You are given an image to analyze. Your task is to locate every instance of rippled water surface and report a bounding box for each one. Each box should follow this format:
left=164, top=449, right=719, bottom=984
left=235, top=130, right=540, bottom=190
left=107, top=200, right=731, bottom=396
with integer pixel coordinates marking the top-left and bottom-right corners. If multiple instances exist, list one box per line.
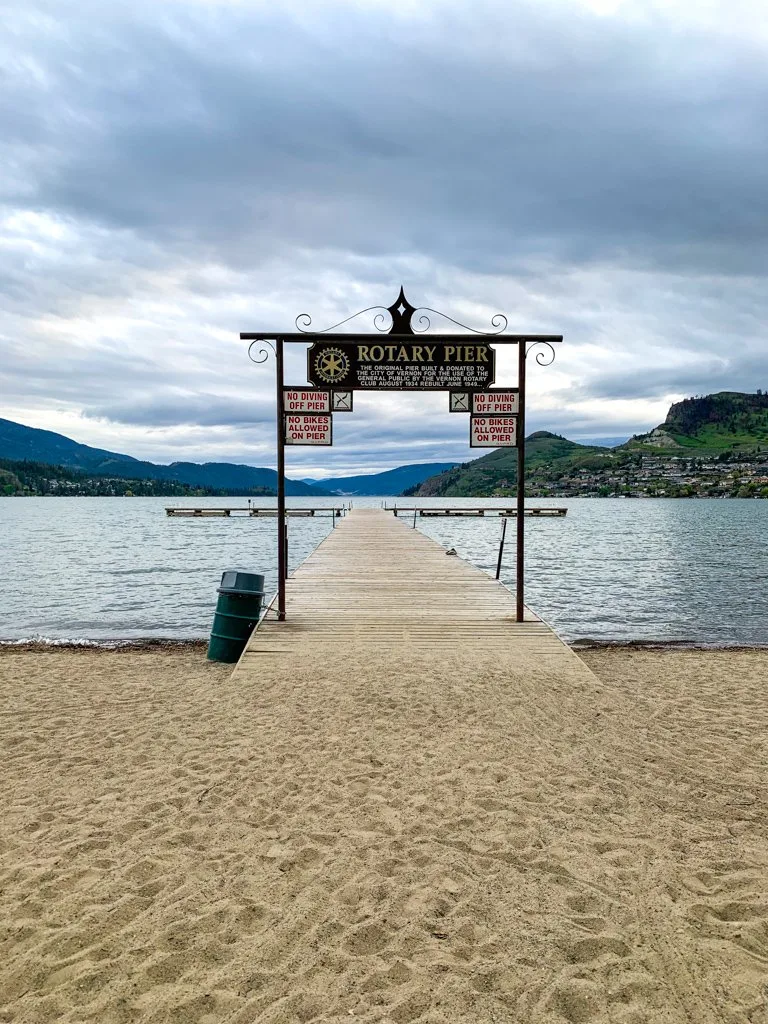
left=1, top=496, right=766, bottom=645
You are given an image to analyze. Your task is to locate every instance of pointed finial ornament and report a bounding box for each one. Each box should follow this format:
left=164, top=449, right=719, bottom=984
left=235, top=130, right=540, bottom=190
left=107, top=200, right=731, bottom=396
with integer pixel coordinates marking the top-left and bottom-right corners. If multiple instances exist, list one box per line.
left=387, top=287, right=416, bottom=334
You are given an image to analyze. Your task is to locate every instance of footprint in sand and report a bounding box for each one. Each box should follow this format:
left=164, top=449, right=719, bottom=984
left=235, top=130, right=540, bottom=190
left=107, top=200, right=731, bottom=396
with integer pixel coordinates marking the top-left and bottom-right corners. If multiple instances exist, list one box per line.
left=345, top=921, right=391, bottom=955
left=549, top=977, right=607, bottom=1022
left=567, top=934, right=631, bottom=963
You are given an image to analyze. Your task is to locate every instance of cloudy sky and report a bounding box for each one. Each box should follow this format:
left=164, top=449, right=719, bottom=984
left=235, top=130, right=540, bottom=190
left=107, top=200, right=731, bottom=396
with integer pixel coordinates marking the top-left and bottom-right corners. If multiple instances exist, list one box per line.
left=2, top=0, right=767, bottom=476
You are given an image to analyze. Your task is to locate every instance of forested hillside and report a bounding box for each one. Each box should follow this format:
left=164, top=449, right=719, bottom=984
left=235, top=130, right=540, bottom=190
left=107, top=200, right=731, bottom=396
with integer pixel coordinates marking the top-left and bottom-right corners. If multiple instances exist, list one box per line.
left=0, top=458, right=273, bottom=498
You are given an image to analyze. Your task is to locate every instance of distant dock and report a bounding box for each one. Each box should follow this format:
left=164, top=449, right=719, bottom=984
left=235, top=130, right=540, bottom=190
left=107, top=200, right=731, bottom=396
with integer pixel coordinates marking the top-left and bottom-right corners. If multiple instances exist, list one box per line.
left=165, top=506, right=348, bottom=518
left=385, top=505, right=567, bottom=518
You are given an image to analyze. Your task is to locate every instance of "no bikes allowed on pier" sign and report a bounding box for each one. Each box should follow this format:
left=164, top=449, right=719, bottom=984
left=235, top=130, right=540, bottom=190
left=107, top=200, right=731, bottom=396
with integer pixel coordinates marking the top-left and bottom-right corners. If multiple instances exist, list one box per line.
left=470, top=415, right=517, bottom=448
left=285, top=414, right=332, bottom=446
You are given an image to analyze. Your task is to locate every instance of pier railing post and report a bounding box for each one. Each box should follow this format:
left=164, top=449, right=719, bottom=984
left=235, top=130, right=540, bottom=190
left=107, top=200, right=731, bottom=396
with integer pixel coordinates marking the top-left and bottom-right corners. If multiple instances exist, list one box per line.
left=276, top=338, right=287, bottom=620
left=495, top=515, right=508, bottom=580
left=516, top=341, right=526, bottom=622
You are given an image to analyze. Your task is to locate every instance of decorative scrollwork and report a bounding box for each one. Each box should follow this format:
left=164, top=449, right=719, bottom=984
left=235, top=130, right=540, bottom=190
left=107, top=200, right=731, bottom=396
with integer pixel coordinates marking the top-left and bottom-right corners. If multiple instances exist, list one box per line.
left=248, top=339, right=276, bottom=364
left=295, top=306, right=392, bottom=334
left=526, top=340, right=556, bottom=366
left=410, top=308, right=508, bottom=336
left=294, top=287, right=508, bottom=337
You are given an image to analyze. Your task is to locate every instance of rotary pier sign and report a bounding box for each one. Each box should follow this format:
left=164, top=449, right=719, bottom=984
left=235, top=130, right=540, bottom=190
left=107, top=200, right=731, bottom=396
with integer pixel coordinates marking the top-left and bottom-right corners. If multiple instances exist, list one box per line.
left=307, top=339, right=495, bottom=391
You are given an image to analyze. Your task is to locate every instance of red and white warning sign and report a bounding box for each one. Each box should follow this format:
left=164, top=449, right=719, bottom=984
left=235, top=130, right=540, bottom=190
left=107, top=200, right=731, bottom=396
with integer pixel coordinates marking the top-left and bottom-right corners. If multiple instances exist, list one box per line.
left=470, top=415, right=517, bottom=448
left=284, top=414, right=332, bottom=446
left=472, top=390, right=519, bottom=415
left=283, top=389, right=330, bottom=413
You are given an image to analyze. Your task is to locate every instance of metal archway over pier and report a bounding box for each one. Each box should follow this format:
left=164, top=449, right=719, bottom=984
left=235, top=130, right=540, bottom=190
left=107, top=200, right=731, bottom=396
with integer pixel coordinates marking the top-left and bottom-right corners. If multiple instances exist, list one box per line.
left=240, top=289, right=562, bottom=622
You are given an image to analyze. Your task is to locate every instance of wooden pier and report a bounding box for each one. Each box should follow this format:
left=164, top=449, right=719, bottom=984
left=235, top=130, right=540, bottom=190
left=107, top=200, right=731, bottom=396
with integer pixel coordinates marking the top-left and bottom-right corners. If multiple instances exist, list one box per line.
left=388, top=506, right=567, bottom=518
left=237, top=507, right=586, bottom=663
left=165, top=506, right=347, bottom=518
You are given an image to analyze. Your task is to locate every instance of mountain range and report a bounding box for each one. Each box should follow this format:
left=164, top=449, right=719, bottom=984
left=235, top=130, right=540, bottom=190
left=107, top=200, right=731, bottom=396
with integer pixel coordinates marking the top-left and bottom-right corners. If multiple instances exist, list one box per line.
left=304, top=463, right=457, bottom=496
left=0, top=418, right=456, bottom=497
left=5, top=391, right=766, bottom=501
left=0, top=418, right=327, bottom=496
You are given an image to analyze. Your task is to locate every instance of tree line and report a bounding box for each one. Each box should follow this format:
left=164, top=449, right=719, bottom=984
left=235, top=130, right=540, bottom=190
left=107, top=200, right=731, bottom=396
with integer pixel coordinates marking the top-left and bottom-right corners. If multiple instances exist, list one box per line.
left=0, top=458, right=275, bottom=498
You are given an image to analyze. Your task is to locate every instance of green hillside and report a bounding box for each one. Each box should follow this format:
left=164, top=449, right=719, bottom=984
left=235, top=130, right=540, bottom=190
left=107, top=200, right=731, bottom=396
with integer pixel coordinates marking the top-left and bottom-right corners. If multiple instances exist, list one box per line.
left=629, top=391, right=768, bottom=452
left=413, top=432, right=603, bottom=497
left=413, top=392, right=768, bottom=498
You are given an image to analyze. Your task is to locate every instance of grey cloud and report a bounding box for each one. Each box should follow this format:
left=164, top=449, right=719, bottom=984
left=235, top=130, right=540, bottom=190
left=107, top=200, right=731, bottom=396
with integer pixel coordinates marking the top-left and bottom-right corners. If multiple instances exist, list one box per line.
left=570, top=355, right=768, bottom=402
left=0, top=336, right=162, bottom=399
left=5, top=0, right=768, bottom=279
left=525, top=409, right=654, bottom=438
left=2, top=0, right=768, bottom=470
left=85, top=392, right=274, bottom=428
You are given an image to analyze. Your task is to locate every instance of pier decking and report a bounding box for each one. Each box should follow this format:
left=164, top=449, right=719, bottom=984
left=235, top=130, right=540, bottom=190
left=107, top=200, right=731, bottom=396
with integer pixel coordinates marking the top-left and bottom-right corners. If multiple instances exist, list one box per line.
left=237, top=507, right=587, bottom=663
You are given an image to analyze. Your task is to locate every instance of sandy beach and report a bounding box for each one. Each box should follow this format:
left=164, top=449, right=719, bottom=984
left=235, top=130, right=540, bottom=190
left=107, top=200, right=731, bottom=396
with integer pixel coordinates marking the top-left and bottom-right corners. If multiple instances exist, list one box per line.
left=1, top=644, right=766, bottom=1023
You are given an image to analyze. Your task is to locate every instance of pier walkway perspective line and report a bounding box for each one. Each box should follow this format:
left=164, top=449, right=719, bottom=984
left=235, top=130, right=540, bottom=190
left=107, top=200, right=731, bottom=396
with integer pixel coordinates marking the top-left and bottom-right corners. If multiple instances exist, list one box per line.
left=237, top=506, right=586, bottom=662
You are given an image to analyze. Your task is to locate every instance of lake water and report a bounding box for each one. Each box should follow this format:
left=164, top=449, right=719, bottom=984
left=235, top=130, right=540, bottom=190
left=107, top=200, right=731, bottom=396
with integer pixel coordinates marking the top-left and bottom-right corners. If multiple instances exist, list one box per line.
left=1, top=496, right=766, bottom=646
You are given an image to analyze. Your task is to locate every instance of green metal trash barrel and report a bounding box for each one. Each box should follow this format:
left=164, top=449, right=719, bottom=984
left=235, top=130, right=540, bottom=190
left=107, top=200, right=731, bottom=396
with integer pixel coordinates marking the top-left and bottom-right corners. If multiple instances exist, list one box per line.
left=207, top=569, right=265, bottom=663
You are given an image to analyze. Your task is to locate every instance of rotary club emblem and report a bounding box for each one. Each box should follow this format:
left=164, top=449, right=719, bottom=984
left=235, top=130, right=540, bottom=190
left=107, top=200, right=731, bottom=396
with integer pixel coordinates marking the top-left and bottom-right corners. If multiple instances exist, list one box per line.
left=313, top=347, right=350, bottom=384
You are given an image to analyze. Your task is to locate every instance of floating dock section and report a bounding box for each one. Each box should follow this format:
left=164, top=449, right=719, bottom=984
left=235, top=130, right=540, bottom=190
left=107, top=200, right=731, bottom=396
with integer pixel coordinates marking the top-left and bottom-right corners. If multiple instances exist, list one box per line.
left=165, top=506, right=348, bottom=518
left=388, top=506, right=567, bottom=518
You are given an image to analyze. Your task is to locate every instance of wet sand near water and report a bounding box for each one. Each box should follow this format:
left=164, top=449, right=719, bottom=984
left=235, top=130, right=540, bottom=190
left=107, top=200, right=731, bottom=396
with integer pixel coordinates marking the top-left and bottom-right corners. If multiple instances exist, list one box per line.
left=1, top=645, right=766, bottom=1023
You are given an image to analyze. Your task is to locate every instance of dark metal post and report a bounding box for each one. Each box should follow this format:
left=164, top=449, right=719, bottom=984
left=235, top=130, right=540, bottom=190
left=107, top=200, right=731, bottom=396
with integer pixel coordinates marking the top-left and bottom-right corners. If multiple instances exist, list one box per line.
left=412, top=506, right=417, bottom=529
left=516, top=342, right=526, bottom=622
left=276, top=338, right=286, bottom=620
left=495, top=515, right=508, bottom=580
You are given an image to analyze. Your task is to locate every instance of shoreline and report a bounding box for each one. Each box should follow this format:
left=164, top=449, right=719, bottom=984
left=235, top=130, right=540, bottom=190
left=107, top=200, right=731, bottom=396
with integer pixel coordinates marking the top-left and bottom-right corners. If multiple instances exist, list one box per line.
left=570, top=637, right=768, bottom=651
left=0, top=637, right=209, bottom=652
left=3, top=636, right=768, bottom=653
